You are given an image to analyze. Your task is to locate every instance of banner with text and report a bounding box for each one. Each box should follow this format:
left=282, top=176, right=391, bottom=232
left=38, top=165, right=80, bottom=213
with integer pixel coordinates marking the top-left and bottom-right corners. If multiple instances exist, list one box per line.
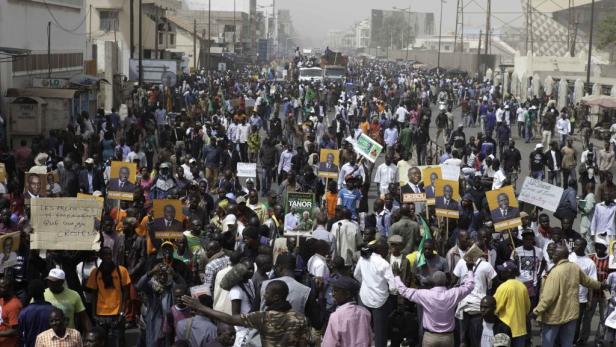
left=30, top=198, right=102, bottom=250
left=237, top=163, right=257, bottom=178
left=517, top=177, right=564, bottom=212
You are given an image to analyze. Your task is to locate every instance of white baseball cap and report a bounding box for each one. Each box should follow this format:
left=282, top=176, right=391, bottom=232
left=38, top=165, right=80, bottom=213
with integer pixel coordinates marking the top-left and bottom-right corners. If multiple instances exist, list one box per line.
left=46, top=268, right=66, bottom=281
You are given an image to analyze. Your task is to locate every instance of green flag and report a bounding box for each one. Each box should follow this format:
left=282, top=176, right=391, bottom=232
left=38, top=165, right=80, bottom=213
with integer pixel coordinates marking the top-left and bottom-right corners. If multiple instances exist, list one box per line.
left=416, top=215, right=432, bottom=268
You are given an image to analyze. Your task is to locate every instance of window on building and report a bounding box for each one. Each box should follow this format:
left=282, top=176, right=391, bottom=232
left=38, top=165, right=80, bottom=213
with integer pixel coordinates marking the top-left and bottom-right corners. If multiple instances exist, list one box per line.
left=99, top=10, right=119, bottom=31
left=158, top=32, right=165, bottom=45
left=169, top=33, right=176, bottom=46
left=444, top=45, right=450, bottom=51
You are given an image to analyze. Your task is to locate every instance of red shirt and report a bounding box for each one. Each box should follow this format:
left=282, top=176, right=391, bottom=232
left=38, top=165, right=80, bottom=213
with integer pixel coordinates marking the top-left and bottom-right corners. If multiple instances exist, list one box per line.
left=0, top=296, right=22, bottom=346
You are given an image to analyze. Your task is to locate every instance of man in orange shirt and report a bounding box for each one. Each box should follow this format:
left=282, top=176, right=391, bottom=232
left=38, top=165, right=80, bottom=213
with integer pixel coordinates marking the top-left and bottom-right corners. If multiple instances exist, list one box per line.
left=87, top=246, right=131, bottom=347
left=0, top=277, right=21, bottom=346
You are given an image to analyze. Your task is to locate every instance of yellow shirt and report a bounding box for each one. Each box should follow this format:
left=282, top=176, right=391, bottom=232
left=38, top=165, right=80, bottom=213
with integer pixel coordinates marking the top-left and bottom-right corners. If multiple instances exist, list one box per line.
left=87, top=266, right=131, bottom=316
left=534, top=260, right=601, bottom=325
left=494, top=279, right=531, bottom=337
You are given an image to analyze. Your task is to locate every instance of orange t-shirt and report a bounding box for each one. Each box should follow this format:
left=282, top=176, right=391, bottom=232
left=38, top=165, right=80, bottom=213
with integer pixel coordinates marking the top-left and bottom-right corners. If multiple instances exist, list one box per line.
left=325, top=192, right=338, bottom=219
left=87, top=266, right=131, bottom=316
left=359, top=122, right=369, bottom=134
left=137, top=215, right=157, bottom=254
left=0, top=297, right=22, bottom=346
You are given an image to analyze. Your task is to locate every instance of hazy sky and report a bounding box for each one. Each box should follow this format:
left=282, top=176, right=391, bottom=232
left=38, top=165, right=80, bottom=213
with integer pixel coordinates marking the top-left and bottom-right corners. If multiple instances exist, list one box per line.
left=275, top=0, right=525, bottom=46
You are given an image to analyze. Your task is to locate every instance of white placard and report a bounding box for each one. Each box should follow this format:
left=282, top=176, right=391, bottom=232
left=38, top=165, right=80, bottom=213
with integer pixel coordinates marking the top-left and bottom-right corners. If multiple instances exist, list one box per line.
left=517, top=177, right=564, bottom=212
left=237, top=163, right=257, bottom=178
left=440, top=164, right=461, bottom=181
left=30, top=198, right=103, bottom=250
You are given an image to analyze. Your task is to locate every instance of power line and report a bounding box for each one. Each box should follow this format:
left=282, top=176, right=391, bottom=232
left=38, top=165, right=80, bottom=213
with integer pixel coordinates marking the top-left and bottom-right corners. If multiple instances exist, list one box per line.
left=42, top=0, right=89, bottom=33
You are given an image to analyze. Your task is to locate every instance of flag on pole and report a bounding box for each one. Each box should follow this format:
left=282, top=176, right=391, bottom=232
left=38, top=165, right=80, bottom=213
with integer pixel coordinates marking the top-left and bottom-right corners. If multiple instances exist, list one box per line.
left=416, top=214, right=432, bottom=268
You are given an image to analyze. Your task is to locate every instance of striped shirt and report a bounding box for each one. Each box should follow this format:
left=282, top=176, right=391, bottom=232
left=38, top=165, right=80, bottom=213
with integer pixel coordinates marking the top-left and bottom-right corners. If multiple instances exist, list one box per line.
left=34, top=328, right=82, bottom=347
left=590, top=253, right=610, bottom=297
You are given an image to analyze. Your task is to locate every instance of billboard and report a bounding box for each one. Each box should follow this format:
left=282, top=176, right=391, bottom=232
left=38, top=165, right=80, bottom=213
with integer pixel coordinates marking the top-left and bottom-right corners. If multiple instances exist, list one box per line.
left=128, top=59, right=178, bottom=82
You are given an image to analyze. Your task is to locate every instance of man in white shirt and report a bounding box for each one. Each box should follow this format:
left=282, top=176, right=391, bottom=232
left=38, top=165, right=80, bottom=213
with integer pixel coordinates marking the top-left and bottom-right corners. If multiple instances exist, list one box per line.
left=383, top=123, right=398, bottom=151
left=395, top=104, right=409, bottom=128
left=374, top=156, right=398, bottom=197
left=354, top=239, right=396, bottom=347
left=307, top=240, right=330, bottom=288
left=556, top=113, right=571, bottom=147
left=338, top=157, right=365, bottom=189
left=516, top=105, right=527, bottom=139
left=491, top=158, right=507, bottom=190
left=332, top=208, right=362, bottom=266
left=569, top=238, right=597, bottom=343
left=236, top=119, right=251, bottom=162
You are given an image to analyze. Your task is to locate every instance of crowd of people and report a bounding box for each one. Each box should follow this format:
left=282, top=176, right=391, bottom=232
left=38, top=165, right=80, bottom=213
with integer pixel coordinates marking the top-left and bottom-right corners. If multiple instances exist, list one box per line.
left=0, top=53, right=615, bottom=347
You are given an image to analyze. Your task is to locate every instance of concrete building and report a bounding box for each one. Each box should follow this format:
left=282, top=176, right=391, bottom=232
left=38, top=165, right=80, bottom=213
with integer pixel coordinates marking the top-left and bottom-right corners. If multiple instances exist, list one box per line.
left=0, top=0, right=89, bottom=112
left=355, top=19, right=370, bottom=49
left=413, top=33, right=517, bottom=64
left=370, top=9, right=435, bottom=49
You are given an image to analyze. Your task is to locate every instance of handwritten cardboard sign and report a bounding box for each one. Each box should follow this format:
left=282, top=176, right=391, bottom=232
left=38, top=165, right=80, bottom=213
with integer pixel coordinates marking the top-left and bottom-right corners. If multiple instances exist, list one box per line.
left=518, top=177, right=564, bottom=212
left=237, top=163, right=257, bottom=178
left=30, top=198, right=102, bottom=250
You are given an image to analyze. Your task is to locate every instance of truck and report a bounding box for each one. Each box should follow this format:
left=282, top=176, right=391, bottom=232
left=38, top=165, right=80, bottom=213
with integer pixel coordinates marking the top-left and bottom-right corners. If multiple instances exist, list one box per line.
left=320, top=47, right=348, bottom=67
left=298, top=67, right=323, bottom=83
left=323, top=65, right=347, bottom=82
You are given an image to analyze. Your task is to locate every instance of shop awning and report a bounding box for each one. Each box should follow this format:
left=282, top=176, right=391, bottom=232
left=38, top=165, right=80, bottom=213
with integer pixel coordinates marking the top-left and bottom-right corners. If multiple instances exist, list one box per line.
left=581, top=94, right=616, bottom=109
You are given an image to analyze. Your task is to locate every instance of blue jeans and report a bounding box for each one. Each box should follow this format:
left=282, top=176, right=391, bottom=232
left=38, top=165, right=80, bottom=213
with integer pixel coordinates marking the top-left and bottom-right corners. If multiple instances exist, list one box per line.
left=261, top=166, right=274, bottom=195
left=542, top=320, right=576, bottom=347
left=532, top=170, right=544, bottom=180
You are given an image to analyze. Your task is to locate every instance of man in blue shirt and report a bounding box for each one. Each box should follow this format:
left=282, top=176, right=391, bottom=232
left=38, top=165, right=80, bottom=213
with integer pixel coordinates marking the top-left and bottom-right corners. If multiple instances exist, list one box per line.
left=18, top=279, right=54, bottom=347
left=338, top=177, right=362, bottom=220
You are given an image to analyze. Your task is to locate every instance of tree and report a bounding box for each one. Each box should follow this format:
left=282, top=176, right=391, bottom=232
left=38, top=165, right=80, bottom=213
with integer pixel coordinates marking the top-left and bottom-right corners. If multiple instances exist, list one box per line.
left=597, top=16, right=616, bottom=64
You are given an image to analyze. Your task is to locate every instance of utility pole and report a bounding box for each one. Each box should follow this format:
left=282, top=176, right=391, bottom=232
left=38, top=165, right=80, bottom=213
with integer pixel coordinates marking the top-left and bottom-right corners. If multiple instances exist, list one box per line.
left=477, top=30, right=483, bottom=79
left=485, top=0, right=491, bottom=55
left=194, top=19, right=197, bottom=71
left=586, top=0, right=595, bottom=85
left=138, top=0, right=143, bottom=85
left=89, top=4, right=92, bottom=44
left=437, top=0, right=444, bottom=73
left=48, top=22, right=51, bottom=79
left=233, top=0, right=236, bottom=53
left=130, top=0, right=134, bottom=58
left=154, top=7, right=159, bottom=59
left=454, top=0, right=464, bottom=52
left=406, top=8, right=411, bottom=61
left=207, top=0, right=211, bottom=70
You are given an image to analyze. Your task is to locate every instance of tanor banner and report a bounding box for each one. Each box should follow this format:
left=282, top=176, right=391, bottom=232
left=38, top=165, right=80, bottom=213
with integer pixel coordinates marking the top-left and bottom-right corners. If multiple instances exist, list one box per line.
left=517, top=177, right=564, bottom=212
left=30, top=198, right=102, bottom=250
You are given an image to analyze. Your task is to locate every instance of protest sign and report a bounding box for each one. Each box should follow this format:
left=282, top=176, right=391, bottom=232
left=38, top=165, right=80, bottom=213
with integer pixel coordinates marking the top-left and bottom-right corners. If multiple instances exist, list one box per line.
left=77, top=193, right=105, bottom=204
left=0, top=163, right=6, bottom=183
left=318, top=149, right=340, bottom=179
left=440, top=164, right=461, bottom=181
left=237, top=163, right=257, bottom=178
left=0, top=231, right=20, bottom=273
left=284, top=192, right=315, bottom=233
left=434, top=179, right=461, bottom=219
left=422, top=166, right=442, bottom=205
left=487, top=185, right=522, bottom=232
left=150, top=199, right=184, bottom=240
left=30, top=198, right=102, bottom=250
left=345, top=134, right=383, bottom=163
left=107, top=161, right=137, bottom=201
left=517, top=177, right=564, bottom=212
left=24, top=173, right=47, bottom=199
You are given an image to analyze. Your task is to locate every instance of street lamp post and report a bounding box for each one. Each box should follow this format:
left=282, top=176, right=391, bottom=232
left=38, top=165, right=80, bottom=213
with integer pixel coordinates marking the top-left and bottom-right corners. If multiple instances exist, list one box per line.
left=437, top=0, right=445, bottom=74
left=586, top=0, right=595, bottom=86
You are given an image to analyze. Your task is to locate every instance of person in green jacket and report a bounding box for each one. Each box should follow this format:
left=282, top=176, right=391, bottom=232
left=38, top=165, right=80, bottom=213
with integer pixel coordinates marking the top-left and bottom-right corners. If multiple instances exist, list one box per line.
left=399, top=123, right=413, bottom=159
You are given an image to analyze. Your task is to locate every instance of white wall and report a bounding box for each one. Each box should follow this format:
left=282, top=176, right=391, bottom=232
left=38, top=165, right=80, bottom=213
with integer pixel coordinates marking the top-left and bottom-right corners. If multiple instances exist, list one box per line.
left=0, top=0, right=87, bottom=54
